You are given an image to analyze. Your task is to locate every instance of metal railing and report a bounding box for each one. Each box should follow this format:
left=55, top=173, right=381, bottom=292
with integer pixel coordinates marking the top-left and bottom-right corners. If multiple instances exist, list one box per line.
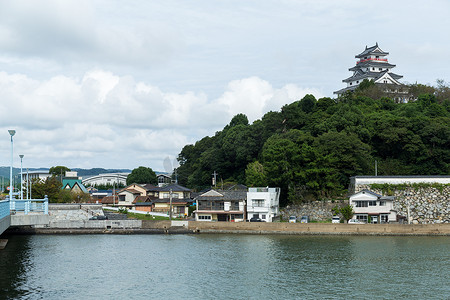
left=0, top=200, right=10, bottom=219
left=9, top=196, right=49, bottom=215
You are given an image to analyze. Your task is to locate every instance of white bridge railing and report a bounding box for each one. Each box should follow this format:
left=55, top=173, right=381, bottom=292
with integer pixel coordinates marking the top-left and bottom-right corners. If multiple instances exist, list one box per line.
left=8, top=196, right=49, bottom=215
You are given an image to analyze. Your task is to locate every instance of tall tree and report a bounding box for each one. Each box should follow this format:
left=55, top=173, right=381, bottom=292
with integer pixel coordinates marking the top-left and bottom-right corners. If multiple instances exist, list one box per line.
left=49, top=166, right=71, bottom=177
left=126, top=166, right=157, bottom=185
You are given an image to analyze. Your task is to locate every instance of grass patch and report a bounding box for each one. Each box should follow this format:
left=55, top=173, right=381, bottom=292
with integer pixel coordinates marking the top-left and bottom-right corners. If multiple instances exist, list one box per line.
left=126, top=212, right=183, bottom=221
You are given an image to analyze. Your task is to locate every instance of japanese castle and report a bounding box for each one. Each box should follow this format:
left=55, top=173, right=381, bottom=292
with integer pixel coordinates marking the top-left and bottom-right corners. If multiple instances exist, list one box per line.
left=334, top=43, right=409, bottom=101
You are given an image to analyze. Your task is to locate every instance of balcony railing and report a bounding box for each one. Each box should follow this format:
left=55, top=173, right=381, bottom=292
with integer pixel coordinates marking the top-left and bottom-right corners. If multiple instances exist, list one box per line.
left=9, top=196, right=49, bottom=215
left=357, top=58, right=388, bottom=64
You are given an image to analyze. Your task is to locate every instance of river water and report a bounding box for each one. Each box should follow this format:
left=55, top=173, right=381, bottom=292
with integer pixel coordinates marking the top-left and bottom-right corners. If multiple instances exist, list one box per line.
left=1, top=234, right=449, bottom=299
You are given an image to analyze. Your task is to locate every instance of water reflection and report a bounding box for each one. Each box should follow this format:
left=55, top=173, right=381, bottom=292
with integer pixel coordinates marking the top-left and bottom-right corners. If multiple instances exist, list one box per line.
left=0, top=234, right=449, bottom=299
left=0, top=235, right=33, bottom=299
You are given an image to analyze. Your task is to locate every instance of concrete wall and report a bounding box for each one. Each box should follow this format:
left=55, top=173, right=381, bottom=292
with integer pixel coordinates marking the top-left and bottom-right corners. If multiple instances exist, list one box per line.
left=11, top=214, right=49, bottom=226
left=46, top=219, right=141, bottom=229
left=184, top=221, right=450, bottom=235
left=0, top=215, right=11, bottom=236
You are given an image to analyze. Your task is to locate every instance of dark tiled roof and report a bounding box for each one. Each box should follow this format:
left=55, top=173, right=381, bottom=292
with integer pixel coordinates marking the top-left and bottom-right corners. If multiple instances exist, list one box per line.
left=141, top=184, right=159, bottom=191
left=132, top=195, right=157, bottom=204
left=100, top=196, right=119, bottom=204
left=134, top=202, right=153, bottom=206
left=355, top=44, right=389, bottom=58
left=157, top=183, right=191, bottom=192
left=343, top=70, right=402, bottom=83
left=349, top=62, right=396, bottom=71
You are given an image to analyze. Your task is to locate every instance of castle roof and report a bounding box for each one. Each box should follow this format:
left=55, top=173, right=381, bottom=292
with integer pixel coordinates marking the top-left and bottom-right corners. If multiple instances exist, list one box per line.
left=343, top=70, right=402, bottom=83
left=355, top=43, right=389, bottom=58
left=349, top=61, right=396, bottom=71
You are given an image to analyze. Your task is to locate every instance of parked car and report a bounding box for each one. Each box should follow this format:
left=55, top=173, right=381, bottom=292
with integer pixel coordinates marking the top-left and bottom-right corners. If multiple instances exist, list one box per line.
left=89, top=215, right=108, bottom=220
left=300, top=216, right=309, bottom=223
left=348, top=219, right=365, bottom=224
left=332, top=216, right=340, bottom=223
left=250, top=217, right=263, bottom=222
left=289, top=216, right=297, bottom=223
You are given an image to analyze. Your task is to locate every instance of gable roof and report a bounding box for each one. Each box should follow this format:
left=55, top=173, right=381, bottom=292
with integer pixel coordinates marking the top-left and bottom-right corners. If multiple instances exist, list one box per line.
left=133, top=195, right=157, bottom=204
left=62, top=179, right=88, bottom=193
left=157, top=183, right=191, bottom=192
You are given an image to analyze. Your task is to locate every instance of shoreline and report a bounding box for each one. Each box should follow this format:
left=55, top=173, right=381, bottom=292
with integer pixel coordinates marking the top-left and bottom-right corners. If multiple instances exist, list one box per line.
left=4, top=221, right=450, bottom=236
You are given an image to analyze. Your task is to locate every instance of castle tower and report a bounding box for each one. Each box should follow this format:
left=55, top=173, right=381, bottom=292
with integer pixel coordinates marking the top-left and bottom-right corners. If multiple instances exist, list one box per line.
left=334, top=43, right=404, bottom=97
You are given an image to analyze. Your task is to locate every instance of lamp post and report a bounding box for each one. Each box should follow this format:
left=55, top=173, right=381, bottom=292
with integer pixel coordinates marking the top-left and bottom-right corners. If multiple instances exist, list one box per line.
left=8, top=130, right=16, bottom=202
left=19, top=154, right=24, bottom=200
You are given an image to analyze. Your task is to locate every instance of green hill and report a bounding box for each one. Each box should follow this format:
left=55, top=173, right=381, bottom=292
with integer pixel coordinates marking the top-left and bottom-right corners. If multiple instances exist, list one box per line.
left=176, top=83, right=450, bottom=205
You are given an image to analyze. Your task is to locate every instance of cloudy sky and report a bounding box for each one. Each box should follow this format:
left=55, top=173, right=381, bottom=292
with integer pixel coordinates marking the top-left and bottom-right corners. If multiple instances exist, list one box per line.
left=0, top=0, right=449, bottom=172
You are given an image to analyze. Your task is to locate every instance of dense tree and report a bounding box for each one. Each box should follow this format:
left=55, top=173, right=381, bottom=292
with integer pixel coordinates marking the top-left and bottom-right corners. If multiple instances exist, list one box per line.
left=176, top=85, right=450, bottom=204
left=31, top=176, right=63, bottom=203
left=126, top=166, right=157, bottom=185
left=49, top=166, right=71, bottom=177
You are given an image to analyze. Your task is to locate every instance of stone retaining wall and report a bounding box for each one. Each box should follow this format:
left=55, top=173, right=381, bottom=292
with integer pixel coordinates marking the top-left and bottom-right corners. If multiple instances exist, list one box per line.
left=280, top=201, right=346, bottom=222
left=356, top=185, right=450, bottom=224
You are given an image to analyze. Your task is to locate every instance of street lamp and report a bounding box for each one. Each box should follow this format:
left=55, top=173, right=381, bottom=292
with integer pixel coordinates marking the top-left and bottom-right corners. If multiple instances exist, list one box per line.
left=8, top=130, right=16, bottom=202
left=19, top=154, right=24, bottom=200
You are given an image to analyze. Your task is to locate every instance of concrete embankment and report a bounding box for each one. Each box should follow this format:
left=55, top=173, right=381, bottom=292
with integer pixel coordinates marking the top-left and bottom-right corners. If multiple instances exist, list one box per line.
left=7, top=216, right=450, bottom=236
left=184, top=221, right=450, bottom=236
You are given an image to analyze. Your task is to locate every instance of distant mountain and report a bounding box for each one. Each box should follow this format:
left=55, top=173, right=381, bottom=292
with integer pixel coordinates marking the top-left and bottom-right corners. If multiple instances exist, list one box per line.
left=0, top=167, right=47, bottom=179
left=0, top=167, right=132, bottom=179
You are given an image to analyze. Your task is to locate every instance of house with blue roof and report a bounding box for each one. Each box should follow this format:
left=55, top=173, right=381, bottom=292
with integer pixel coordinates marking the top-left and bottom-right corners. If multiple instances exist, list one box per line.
left=62, top=179, right=88, bottom=194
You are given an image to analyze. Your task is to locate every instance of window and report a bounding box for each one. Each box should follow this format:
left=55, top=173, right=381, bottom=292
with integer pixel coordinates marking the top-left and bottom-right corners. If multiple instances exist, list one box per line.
left=355, top=201, right=368, bottom=207
left=261, top=214, right=266, bottom=220
left=253, top=214, right=259, bottom=218
left=379, top=201, right=386, bottom=206
left=356, top=214, right=368, bottom=222
left=380, top=214, right=389, bottom=223
left=372, top=67, right=375, bottom=71
left=376, top=55, right=379, bottom=59
left=198, top=215, right=211, bottom=220
left=350, top=82, right=352, bottom=85
left=252, top=199, right=264, bottom=207
left=356, top=81, right=359, bottom=84
left=379, top=68, right=382, bottom=71
left=369, top=201, right=376, bottom=206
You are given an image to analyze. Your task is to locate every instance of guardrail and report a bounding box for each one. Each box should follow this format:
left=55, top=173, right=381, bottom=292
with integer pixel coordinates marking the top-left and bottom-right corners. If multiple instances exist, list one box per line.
left=0, top=200, right=10, bottom=219
left=9, top=196, right=49, bottom=215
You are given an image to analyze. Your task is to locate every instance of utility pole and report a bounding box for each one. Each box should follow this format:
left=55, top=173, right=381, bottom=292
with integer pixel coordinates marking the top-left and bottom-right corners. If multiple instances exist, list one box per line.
left=169, top=188, right=173, bottom=220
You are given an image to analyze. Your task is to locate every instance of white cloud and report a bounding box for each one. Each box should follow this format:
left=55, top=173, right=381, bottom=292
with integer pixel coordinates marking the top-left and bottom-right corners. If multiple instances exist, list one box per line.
left=0, top=70, right=318, bottom=170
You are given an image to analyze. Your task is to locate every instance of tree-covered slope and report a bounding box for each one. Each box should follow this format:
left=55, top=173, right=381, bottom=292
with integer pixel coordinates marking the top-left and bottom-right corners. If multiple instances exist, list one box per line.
left=176, top=83, right=450, bottom=205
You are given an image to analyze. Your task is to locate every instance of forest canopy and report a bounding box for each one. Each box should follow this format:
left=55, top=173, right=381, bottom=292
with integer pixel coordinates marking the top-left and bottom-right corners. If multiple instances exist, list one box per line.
left=176, top=81, right=450, bottom=206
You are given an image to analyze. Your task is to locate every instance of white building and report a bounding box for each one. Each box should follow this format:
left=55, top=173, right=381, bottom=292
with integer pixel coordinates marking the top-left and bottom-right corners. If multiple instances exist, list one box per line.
left=349, top=189, right=396, bottom=223
left=81, top=173, right=129, bottom=187
left=194, top=190, right=246, bottom=222
left=20, top=170, right=51, bottom=183
left=246, top=187, right=280, bottom=222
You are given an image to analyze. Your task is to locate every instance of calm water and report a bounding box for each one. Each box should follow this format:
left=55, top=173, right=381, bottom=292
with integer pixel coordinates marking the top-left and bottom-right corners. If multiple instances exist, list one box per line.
left=1, top=234, right=449, bottom=299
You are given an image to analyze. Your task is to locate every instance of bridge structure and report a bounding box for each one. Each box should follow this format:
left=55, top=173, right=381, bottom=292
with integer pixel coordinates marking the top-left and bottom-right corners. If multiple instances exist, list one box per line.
left=0, top=196, right=50, bottom=236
